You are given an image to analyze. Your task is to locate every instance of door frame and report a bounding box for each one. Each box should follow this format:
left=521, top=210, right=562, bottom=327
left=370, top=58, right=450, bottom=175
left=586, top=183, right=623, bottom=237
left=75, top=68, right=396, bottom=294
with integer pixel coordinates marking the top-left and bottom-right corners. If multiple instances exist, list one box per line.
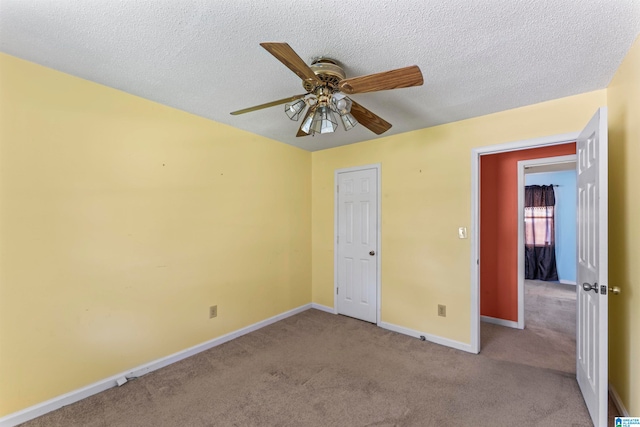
left=470, top=132, right=579, bottom=353
left=516, top=154, right=577, bottom=330
left=334, top=163, right=382, bottom=325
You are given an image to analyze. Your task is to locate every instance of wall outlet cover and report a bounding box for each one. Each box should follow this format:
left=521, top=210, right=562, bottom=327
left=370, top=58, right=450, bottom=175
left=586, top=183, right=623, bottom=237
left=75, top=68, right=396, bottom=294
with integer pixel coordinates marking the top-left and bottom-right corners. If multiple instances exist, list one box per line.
left=438, top=304, right=446, bottom=317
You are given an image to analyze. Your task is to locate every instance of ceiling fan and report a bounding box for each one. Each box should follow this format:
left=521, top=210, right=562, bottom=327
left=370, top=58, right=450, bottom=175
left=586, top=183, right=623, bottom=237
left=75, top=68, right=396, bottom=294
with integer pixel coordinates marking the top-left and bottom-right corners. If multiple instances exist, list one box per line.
left=230, top=43, right=424, bottom=137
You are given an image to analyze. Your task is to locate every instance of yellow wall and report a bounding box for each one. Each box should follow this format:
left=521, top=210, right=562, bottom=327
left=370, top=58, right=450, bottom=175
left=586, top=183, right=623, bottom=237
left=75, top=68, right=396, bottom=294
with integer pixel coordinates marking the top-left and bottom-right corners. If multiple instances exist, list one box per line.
left=607, top=35, right=640, bottom=415
left=4, top=43, right=636, bottom=418
left=0, top=53, right=311, bottom=415
left=312, top=90, right=606, bottom=344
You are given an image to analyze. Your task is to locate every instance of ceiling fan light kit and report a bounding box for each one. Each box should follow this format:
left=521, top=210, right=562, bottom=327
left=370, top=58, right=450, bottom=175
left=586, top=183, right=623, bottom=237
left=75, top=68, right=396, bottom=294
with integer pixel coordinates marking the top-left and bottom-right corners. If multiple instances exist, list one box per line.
left=311, top=105, right=338, bottom=134
left=284, top=98, right=306, bottom=120
left=286, top=84, right=353, bottom=135
left=340, top=112, right=358, bottom=132
left=230, top=43, right=424, bottom=138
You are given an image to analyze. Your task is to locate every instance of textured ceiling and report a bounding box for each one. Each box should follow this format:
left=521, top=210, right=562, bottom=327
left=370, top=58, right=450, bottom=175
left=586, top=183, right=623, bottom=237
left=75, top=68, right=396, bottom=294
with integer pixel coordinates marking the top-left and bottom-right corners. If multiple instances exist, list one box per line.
left=1, top=1, right=639, bottom=151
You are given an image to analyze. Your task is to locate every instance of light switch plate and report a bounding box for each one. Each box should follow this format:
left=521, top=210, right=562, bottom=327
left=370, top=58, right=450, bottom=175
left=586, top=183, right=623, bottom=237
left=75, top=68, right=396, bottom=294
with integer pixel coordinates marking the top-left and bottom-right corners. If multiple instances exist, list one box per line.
left=458, top=227, right=467, bottom=239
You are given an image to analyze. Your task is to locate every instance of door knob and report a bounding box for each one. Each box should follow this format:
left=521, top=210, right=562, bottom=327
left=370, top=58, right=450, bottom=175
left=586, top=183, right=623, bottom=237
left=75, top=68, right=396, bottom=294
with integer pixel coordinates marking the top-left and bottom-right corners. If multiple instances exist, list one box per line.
left=609, top=286, right=621, bottom=295
left=582, top=282, right=598, bottom=292
left=369, top=251, right=375, bottom=256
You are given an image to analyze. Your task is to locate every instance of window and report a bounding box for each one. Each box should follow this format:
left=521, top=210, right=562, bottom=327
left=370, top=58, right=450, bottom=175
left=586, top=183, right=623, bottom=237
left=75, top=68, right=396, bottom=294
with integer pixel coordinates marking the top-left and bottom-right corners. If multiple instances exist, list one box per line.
left=524, top=206, right=554, bottom=246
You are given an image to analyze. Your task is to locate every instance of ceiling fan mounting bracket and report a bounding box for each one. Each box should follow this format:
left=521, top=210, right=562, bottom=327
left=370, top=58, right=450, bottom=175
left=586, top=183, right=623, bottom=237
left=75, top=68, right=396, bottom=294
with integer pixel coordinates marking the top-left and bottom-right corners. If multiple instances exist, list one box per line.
left=311, top=57, right=340, bottom=66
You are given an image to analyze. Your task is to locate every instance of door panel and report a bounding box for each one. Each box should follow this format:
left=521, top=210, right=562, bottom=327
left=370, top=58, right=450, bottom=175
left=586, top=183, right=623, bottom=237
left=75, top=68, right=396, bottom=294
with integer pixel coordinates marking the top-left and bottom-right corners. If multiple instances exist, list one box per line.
left=337, top=168, right=378, bottom=323
left=576, top=107, right=608, bottom=427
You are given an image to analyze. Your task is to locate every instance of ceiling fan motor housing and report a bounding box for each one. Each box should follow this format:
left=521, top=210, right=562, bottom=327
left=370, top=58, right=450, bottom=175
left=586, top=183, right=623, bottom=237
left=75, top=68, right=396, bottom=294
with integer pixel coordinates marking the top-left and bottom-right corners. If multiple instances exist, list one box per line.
left=303, top=58, right=345, bottom=92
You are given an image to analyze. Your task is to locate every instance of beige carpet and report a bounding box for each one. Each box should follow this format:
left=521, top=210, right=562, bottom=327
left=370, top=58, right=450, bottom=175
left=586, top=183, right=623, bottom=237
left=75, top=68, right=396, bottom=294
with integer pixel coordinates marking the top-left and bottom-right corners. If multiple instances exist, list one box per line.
left=482, top=279, right=619, bottom=426
left=19, top=302, right=602, bottom=427
left=481, top=279, right=577, bottom=374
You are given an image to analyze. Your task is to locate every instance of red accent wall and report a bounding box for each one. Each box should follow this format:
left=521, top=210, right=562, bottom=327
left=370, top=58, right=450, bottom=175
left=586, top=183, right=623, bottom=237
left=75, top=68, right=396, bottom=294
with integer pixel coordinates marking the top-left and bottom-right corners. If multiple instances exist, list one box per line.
left=480, top=143, right=576, bottom=322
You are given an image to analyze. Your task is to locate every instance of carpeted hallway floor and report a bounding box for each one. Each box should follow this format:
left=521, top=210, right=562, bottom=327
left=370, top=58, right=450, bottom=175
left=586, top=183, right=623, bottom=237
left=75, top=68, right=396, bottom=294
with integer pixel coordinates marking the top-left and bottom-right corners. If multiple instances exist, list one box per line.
left=480, top=279, right=577, bottom=374
left=20, top=291, right=604, bottom=427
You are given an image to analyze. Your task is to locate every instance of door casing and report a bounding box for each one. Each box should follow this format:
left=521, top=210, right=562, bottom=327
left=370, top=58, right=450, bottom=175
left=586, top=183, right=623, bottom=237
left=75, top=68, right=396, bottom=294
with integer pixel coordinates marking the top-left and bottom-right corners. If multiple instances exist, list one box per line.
left=334, top=163, right=382, bottom=325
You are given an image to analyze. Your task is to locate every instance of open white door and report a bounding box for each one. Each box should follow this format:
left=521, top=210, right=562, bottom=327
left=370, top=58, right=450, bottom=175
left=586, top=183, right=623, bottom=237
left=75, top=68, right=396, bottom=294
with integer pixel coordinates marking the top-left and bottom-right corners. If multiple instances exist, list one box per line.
left=576, top=107, right=608, bottom=427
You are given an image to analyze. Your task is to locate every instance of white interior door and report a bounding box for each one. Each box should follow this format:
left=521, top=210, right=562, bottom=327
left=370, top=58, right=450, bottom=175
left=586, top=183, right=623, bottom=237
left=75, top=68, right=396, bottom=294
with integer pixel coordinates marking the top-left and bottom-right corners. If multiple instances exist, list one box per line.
left=576, top=107, right=608, bottom=427
left=336, top=167, right=378, bottom=323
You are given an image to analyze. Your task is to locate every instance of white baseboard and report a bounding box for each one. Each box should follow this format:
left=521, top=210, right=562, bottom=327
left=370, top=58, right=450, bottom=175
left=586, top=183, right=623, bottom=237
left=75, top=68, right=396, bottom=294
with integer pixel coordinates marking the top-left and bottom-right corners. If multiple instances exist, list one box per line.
left=378, top=321, right=474, bottom=354
left=559, top=280, right=577, bottom=286
left=310, top=303, right=336, bottom=314
left=609, top=383, right=630, bottom=417
left=481, top=315, right=520, bottom=329
left=0, top=303, right=312, bottom=427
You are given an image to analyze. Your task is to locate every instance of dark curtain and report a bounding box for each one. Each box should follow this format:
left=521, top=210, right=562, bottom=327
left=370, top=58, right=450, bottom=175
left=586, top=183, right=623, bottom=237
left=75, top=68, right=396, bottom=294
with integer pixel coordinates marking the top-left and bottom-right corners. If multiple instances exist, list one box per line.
left=524, top=185, right=558, bottom=281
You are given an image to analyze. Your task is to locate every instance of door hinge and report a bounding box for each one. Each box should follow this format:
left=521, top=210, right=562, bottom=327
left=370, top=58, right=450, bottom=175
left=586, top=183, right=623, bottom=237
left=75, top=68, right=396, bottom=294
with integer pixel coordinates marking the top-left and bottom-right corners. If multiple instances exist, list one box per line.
left=336, top=287, right=339, bottom=295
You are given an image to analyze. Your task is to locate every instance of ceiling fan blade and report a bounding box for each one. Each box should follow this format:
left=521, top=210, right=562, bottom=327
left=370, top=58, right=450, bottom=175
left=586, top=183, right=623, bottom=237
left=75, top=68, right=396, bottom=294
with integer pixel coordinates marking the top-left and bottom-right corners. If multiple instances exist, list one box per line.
left=260, top=42, right=322, bottom=86
left=230, top=94, right=307, bottom=115
left=339, top=65, right=423, bottom=94
left=296, top=107, right=314, bottom=137
left=350, top=100, right=392, bottom=135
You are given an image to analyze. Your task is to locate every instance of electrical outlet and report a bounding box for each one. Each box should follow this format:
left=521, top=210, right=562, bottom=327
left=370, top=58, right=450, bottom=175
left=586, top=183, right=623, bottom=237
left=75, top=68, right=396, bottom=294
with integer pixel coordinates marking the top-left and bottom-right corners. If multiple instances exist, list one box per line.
left=438, top=304, right=446, bottom=317
left=209, top=305, right=217, bottom=319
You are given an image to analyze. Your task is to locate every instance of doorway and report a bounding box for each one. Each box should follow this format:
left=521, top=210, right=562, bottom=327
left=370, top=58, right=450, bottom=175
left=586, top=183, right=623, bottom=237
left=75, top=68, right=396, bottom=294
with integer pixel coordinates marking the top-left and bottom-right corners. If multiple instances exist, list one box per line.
left=479, top=155, right=579, bottom=373
left=477, top=145, right=576, bottom=331
left=517, top=156, right=577, bottom=330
